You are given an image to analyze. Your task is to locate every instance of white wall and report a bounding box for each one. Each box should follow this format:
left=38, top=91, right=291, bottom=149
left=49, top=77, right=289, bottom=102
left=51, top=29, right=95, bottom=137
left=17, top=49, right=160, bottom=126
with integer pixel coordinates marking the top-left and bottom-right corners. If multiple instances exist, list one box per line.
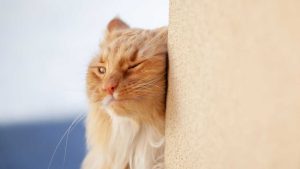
left=167, top=0, right=300, bottom=168
left=0, top=0, right=168, bottom=123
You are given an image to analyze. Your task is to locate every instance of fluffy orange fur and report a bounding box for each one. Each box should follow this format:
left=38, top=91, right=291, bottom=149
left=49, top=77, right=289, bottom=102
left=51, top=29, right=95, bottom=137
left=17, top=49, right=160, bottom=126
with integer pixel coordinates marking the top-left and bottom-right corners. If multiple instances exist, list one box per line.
left=82, top=18, right=167, bottom=169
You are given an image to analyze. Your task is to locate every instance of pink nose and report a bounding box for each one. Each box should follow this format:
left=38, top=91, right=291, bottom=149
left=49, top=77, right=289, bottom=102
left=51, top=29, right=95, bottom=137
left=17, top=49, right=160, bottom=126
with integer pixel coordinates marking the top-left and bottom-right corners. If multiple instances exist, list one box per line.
left=104, top=82, right=118, bottom=95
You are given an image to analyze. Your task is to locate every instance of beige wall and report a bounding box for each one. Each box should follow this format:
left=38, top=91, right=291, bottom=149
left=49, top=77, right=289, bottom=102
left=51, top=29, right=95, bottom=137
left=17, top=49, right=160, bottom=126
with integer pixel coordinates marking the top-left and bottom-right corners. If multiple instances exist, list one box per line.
left=166, top=0, right=300, bottom=169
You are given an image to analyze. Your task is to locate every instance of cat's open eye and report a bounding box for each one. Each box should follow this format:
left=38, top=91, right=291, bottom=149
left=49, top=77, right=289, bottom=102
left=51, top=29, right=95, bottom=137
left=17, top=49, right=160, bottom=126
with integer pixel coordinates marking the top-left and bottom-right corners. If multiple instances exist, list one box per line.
left=98, top=66, right=106, bottom=74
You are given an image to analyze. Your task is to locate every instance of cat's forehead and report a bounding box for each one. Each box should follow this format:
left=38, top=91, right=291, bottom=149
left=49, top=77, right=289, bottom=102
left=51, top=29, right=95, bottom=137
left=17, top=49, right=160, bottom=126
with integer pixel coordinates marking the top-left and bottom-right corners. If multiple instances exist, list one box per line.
left=99, top=29, right=155, bottom=62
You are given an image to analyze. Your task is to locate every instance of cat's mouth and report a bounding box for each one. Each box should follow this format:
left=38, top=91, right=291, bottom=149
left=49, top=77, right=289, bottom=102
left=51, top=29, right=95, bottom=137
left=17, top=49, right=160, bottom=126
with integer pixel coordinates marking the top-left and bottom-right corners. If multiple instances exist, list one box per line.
left=102, top=95, right=115, bottom=107
left=101, top=93, right=134, bottom=107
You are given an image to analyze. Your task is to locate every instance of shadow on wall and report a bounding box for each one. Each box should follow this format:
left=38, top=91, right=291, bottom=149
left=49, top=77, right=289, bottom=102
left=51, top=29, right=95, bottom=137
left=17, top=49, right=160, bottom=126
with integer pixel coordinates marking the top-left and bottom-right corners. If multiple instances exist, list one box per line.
left=0, top=119, right=85, bottom=169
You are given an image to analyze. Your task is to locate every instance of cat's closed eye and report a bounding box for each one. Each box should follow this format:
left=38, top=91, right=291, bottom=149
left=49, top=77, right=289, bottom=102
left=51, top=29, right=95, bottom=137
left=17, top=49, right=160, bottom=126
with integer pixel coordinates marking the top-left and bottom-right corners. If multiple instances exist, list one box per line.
left=128, top=61, right=143, bottom=70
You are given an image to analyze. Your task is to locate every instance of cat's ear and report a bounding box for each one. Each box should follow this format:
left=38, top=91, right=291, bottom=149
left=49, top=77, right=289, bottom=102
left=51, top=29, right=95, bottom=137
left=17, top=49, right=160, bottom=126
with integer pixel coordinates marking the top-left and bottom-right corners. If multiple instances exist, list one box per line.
left=107, top=17, right=129, bottom=32
left=139, top=27, right=168, bottom=58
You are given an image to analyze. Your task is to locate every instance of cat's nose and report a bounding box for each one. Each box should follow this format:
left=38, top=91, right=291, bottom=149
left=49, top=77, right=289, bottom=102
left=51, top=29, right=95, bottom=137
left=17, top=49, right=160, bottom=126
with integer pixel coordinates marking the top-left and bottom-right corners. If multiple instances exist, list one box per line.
left=104, top=81, right=118, bottom=95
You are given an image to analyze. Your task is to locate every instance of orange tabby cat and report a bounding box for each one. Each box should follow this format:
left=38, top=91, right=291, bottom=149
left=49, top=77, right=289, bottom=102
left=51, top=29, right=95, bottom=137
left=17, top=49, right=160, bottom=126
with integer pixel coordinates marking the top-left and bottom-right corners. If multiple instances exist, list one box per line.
left=82, top=18, right=167, bottom=169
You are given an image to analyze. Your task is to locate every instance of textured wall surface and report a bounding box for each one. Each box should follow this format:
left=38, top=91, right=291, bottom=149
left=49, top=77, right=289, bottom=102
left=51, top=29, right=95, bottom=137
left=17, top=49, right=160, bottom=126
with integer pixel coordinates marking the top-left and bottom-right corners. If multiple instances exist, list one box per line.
left=166, top=0, right=300, bottom=169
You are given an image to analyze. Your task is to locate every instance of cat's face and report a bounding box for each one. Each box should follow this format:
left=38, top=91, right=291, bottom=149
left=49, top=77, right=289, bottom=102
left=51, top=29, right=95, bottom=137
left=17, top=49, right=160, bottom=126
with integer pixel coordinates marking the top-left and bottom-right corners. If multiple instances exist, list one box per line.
left=87, top=18, right=167, bottom=115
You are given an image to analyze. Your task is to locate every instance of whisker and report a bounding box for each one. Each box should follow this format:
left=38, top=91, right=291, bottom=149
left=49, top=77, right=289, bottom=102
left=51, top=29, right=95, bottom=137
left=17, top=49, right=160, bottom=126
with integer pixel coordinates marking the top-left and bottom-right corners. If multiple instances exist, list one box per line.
left=124, top=76, right=165, bottom=89
left=62, top=114, right=86, bottom=169
left=47, top=113, right=86, bottom=169
left=119, top=78, right=164, bottom=93
left=118, top=89, right=162, bottom=99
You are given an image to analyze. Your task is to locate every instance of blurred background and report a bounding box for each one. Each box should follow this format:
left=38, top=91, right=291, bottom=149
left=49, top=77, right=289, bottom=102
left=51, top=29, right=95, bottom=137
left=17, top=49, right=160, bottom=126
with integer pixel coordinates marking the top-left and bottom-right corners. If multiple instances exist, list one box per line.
left=0, top=0, right=168, bottom=168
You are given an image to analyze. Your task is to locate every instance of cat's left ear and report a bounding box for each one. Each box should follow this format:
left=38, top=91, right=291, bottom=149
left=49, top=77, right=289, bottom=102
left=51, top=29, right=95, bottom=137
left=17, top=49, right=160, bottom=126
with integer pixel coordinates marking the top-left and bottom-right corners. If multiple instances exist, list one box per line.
left=107, top=17, right=129, bottom=32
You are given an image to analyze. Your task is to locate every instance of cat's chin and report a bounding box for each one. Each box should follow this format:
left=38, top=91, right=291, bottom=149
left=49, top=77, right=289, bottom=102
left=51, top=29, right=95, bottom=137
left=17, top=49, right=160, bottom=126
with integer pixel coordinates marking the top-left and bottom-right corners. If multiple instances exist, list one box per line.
left=102, top=95, right=114, bottom=107
left=101, top=95, right=130, bottom=108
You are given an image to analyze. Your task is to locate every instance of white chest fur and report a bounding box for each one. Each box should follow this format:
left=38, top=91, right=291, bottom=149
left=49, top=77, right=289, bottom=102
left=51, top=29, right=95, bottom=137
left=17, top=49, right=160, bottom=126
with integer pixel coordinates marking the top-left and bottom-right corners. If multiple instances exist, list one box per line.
left=105, top=108, right=164, bottom=169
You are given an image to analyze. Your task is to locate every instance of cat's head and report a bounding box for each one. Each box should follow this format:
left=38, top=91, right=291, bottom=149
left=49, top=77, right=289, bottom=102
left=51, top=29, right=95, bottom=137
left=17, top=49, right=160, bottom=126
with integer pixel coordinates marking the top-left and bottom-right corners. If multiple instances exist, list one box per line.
left=87, top=18, right=167, bottom=117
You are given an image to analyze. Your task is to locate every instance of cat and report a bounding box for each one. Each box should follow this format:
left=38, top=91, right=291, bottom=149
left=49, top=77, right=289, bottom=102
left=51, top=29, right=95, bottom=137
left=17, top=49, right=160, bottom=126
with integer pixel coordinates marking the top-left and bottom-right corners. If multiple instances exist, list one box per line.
left=82, top=18, right=168, bottom=169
